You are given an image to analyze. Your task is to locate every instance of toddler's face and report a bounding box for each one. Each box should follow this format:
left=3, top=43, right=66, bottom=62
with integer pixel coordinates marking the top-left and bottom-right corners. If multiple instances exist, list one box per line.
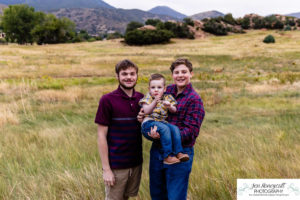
left=149, top=79, right=165, bottom=98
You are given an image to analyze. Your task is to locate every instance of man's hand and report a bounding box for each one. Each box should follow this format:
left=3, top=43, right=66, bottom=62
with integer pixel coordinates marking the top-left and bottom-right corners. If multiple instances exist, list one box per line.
left=148, top=126, right=160, bottom=139
left=103, top=168, right=115, bottom=186
left=137, top=108, right=145, bottom=123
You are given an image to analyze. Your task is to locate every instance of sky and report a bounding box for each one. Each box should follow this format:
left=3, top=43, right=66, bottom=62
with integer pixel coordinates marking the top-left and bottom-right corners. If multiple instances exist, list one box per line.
left=103, top=0, right=300, bottom=18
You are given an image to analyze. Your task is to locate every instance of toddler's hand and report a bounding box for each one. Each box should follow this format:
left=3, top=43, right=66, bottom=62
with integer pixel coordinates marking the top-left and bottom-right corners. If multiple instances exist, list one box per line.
left=154, top=95, right=161, bottom=104
left=163, top=100, right=171, bottom=108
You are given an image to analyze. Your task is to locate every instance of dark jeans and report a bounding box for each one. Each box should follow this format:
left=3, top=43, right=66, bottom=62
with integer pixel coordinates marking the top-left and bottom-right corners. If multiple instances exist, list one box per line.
left=141, top=120, right=183, bottom=159
left=149, top=146, right=194, bottom=200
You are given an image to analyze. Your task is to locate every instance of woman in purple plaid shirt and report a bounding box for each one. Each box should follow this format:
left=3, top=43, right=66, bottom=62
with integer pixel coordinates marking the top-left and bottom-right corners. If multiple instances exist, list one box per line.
left=140, top=58, right=205, bottom=200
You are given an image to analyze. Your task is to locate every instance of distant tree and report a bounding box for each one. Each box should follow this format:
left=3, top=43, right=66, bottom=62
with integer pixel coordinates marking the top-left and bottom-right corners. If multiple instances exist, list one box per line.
left=31, top=14, right=76, bottom=44
left=297, top=19, right=300, bottom=27
left=252, top=17, right=265, bottom=29
left=183, top=18, right=194, bottom=26
left=285, top=17, right=296, bottom=26
left=125, top=29, right=173, bottom=45
left=223, top=13, right=236, bottom=25
left=284, top=24, right=292, bottom=31
left=125, top=21, right=143, bottom=33
left=203, top=19, right=228, bottom=35
left=78, top=30, right=91, bottom=40
left=241, top=17, right=250, bottom=29
left=145, top=19, right=161, bottom=26
left=1, top=5, right=37, bottom=44
left=263, top=15, right=283, bottom=29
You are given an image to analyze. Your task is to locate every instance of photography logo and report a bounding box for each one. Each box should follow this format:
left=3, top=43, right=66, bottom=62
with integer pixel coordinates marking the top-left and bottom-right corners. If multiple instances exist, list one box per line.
left=237, top=179, right=300, bottom=200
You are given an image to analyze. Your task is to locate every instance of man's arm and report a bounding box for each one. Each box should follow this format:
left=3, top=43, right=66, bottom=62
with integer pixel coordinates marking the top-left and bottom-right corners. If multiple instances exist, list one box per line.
left=180, top=98, right=205, bottom=144
left=97, top=124, right=115, bottom=186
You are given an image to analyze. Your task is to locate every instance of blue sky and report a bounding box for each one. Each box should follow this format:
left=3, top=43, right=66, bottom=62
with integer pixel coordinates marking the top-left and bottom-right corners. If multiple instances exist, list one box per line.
left=104, top=0, right=299, bottom=17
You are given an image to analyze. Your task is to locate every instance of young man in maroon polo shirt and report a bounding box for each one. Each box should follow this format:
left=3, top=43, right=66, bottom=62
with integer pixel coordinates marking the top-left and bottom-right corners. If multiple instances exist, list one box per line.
left=95, top=59, right=144, bottom=200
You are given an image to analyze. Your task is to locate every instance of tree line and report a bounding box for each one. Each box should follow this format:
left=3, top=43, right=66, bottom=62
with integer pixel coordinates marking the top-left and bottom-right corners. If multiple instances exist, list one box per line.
left=0, top=4, right=102, bottom=44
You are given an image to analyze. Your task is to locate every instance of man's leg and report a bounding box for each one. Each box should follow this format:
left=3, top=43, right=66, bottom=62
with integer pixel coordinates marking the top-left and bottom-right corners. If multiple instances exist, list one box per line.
left=149, top=146, right=168, bottom=200
left=124, top=164, right=142, bottom=199
left=165, top=147, right=194, bottom=200
left=105, top=168, right=130, bottom=200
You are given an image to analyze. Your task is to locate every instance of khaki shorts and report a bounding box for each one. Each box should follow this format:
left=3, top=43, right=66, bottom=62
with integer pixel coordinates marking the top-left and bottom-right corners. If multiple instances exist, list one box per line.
left=105, top=164, right=142, bottom=200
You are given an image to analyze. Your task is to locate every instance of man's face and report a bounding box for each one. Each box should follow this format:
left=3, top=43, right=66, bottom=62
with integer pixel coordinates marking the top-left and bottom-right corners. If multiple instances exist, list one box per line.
left=172, top=64, right=193, bottom=88
left=117, top=67, right=138, bottom=90
left=149, top=79, right=165, bottom=99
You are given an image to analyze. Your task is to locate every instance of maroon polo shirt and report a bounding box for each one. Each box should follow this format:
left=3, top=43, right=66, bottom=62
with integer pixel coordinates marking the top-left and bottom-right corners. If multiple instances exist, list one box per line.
left=95, top=86, right=144, bottom=169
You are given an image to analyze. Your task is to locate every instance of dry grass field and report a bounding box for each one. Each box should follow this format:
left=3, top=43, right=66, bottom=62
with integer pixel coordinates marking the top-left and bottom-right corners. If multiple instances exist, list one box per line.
left=0, top=30, right=300, bottom=199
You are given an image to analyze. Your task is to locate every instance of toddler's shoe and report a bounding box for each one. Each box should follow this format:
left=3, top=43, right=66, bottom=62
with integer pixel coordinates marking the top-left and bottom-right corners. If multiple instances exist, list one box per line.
left=163, top=156, right=180, bottom=165
left=177, top=152, right=189, bottom=162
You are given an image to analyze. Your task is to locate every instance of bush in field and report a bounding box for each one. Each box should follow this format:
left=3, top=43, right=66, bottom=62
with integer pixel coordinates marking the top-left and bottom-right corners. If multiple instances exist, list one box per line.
left=285, top=17, right=296, bottom=26
left=203, top=19, right=228, bottom=35
left=125, top=21, right=143, bottom=33
left=263, top=35, right=275, bottom=43
left=223, top=13, right=236, bottom=25
left=252, top=17, right=265, bottom=29
left=145, top=19, right=161, bottom=26
left=124, top=29, right=173, bottom=45
left=284, top=25, right=292, bottom=31
left=153, top=21, right=194, bottom=39
left=183, top=18, right=194, bottom=26
left=264, top=15, right=283, bottom=29
left=241, top=17, right=250, bottom=29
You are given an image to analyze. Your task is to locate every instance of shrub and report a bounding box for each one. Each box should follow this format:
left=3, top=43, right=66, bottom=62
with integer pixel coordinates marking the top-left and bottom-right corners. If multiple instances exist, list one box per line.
left=284, top=25, right=292, bottom=31
left=252, top=17, right=265, bottom=29
left=124, top=29, right=173, bottom=45
left=264, top=15, right=283, bottom=29
left=203, top=19, right=228, bottom=35
left=145, top=19, right=161, bottom=26
left=125, top=21, right=143, bottom=33
left=183, top=18, right=194, bottom=26
left=223, top=13, right=236, bottom=25
left=241, top=17, right=250, bottom=29
left=263, top=35, right=275, bottom=43
left=285, top=17, right=296, bottom=26
left=0, top=38, right=7, bottom=44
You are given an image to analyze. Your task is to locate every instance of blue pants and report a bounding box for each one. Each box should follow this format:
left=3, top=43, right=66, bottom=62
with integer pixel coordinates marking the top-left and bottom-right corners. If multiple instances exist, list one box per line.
left=141, top=120, right=183, bottom=159
left=149, top=146, right=194, bottom=200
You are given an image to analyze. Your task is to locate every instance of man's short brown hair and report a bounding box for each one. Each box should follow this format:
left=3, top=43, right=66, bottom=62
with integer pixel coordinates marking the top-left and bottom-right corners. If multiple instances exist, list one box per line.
left=170, top=58, right=193, bottom=73
left=115, top=59, right=138, bottom=75
left=149, top=73, right=165, bottom=86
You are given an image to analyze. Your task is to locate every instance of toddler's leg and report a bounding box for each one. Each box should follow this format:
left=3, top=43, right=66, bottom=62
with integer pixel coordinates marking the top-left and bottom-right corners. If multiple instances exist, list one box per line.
left=166, top=123, right=189, bottom=162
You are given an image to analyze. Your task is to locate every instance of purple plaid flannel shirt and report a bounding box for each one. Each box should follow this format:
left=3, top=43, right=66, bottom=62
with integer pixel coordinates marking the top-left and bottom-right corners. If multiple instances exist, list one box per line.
left=166, top=83, right=205, bottom=147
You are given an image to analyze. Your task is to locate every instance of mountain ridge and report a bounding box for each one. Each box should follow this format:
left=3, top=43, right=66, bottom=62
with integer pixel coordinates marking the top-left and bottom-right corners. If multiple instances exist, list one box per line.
left=148, top=6, right=187, bottom=19
left=51, top=8, right=177, bottom=34
left=190, top=10, right=225, bottom=20
left=0, top=0, right=114, bottom=11
left=286, top=12, right=300, bottom=18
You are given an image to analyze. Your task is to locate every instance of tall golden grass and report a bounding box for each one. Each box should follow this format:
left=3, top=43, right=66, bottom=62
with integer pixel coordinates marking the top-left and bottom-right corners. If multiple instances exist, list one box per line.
left=0, top=30, right=299, bottom=199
